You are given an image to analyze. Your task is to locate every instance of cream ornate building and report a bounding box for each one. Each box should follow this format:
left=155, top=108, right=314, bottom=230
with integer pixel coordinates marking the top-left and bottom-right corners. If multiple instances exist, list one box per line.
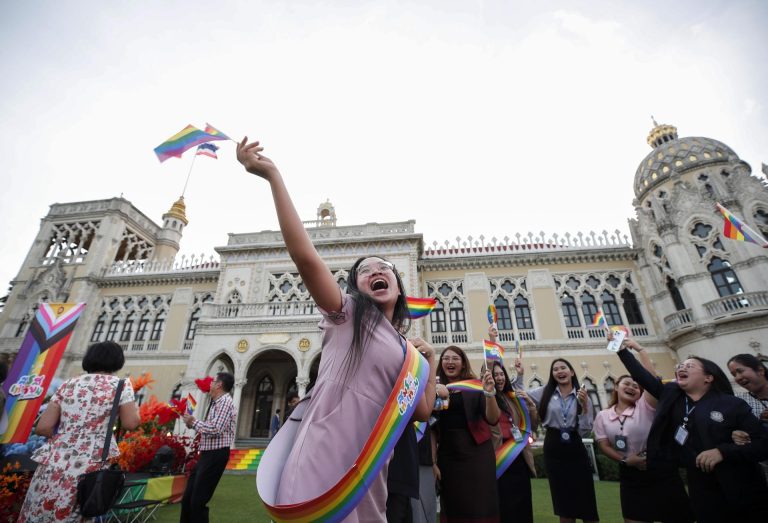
left=1, top=123, right=767, bottom=444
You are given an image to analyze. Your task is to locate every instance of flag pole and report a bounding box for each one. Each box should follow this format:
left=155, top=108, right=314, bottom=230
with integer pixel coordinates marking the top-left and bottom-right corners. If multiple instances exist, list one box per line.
left=181, top=151, right=198, bottom=198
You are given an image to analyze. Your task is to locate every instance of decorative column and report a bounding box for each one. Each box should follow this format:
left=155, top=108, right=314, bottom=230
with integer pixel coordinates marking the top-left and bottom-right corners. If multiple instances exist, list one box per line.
left=296, top=376, right=310, bottom=398
left=232, top=378, right=248, bottom=420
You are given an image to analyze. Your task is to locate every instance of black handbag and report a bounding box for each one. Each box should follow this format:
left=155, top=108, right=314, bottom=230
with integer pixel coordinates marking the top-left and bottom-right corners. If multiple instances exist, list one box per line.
left=76, top=378, right=127, bottom=517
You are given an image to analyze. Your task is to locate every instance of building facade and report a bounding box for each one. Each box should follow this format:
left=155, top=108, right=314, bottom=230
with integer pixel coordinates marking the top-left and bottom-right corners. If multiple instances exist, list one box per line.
left=1, top=123, right=767, bottom=444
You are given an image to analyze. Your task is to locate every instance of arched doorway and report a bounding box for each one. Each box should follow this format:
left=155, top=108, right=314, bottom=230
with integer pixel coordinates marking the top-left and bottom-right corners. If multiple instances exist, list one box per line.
left=241, top=349, right=297, bottom=439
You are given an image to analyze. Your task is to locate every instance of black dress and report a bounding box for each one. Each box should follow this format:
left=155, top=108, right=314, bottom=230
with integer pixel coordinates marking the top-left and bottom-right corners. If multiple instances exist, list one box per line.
left=496, top=402, right=533, bottom=523
left=436, top=391, right=498, bottom=523
left=543, top=426, right=599, bottom=520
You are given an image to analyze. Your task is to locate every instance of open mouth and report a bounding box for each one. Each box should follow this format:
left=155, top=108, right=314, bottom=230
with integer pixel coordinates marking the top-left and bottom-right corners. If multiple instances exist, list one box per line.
left=737, top=378, right=750, bottom=387
left=371, top=278, right=389, bottom=291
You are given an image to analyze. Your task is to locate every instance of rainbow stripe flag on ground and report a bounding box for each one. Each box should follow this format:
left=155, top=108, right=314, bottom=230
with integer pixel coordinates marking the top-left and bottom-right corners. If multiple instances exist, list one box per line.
left=154, top=124, right=230, bottom=162
left=0, top=303, right=85, bottom=443
left=716, top=202, right=768, bottom=247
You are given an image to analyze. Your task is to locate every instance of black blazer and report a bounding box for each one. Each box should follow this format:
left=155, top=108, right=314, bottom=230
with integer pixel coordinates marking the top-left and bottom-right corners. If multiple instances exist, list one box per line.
left=618, top=349, right=768, bottom=503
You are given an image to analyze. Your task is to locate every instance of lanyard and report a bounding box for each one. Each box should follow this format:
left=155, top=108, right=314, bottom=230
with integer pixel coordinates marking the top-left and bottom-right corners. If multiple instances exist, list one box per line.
left=682, top=397, right=696, bottom=429
left=617, top=409, right=633, bottom=432
left=558, top=393, right=576, bottom=429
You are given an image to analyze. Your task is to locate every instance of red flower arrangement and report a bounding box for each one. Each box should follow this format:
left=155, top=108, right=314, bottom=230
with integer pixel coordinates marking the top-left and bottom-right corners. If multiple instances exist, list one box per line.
left=117, top=429, right=191, bottom=473
left=0, top=462, right=33, bottom=522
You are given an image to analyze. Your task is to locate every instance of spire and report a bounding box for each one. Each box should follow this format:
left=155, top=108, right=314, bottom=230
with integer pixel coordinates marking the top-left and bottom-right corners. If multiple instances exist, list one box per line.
left=164, top=196, right=189, bottom=226
left=646, top=119, right=678, bottom=149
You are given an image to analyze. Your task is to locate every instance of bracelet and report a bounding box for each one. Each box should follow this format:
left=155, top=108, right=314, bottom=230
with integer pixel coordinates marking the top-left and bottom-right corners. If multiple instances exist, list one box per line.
left=483, top=389, right=496, bottom=397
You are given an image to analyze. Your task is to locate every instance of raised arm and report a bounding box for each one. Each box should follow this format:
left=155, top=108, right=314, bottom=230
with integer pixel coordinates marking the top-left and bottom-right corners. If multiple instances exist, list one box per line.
left=617, top=346, right=664, bottom=399
left=237, top=138, right=341, bottom=312
left=622, top=338, right=659, bottom=408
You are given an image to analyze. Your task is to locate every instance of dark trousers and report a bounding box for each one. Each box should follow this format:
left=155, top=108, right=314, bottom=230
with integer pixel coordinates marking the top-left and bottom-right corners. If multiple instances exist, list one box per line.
left=180, top=447, right=230, bottom=523
left=386, top=492, right=414, bottom=523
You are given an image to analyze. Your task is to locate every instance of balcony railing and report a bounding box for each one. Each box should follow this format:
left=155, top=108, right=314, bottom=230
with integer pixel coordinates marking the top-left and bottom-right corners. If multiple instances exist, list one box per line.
left=204, top=301, right=321, bottom=319
left=704, top=291, right=768, bottom=319
left=183, top=340, right=194, bottom=351
left=664, top=309, right=694, bottom=332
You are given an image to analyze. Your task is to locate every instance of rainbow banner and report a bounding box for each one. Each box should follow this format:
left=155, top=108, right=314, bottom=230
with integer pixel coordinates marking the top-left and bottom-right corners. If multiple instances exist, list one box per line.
left=495, top=392, right=532, bottom=478
left=446, top=379, right=484, bottom=393
left=144, top=474, right=187, bottom=504
left=0, top=303, right=85, bottom=443
left=592, top=310, right=606, bottom=328
left=258, top=341, right=429, bottom=522
left=487, top=304, right=497, bottom=325
left=716, top=202, right=768, bottom=247
left=154, top=124, right=230, bottom=163
left=484, top=340, right=504, bottom=363
left=406, top=296, right=437, bottom=319
left=186, top=393, right=197, bottom=415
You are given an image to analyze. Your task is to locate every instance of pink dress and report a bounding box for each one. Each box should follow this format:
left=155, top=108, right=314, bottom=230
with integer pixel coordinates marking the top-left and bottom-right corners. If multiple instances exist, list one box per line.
left=19, top=374, right=134, bottom=523
left=276, top=293, right=403, bottom=522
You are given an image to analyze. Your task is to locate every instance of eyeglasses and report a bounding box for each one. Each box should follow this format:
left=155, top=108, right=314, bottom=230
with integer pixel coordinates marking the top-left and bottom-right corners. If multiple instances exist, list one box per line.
left=357, top=261, right=394, bottom=277
left=675, top=363, right=701, bottom=372
left=441, top=356, right=462, bottom=363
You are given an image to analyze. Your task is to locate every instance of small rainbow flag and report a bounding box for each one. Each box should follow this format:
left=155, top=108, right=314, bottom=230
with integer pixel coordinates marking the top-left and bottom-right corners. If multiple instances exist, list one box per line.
left=484, top=340, right=504, bottom=362
left=1, top=303, right=85, bottom=443
left=487, top=304, right=497, bottom=325
left=406, top=296, right=437, bottom=319
left=154, top=124, right=230, bottom=163
left=592, top=310, right=607, bottom=328
left=196, top=143, right=219, bottom=159
left=446, top=379, right=484, bottom=393
left=204, top=123, right=231, bottom=140
left=186, top=393, right=197, bottom=415
left=716, top=202, right=768, bottom=247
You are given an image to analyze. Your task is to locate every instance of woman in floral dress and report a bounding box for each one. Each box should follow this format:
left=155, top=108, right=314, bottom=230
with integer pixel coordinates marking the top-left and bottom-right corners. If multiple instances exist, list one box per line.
left=20, top=341, right=140, bottom=522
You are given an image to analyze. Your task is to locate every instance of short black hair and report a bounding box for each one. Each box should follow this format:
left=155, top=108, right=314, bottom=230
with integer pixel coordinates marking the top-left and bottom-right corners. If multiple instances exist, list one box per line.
left=216, top=372, right=234, bottom=393
left=82, top=341, right=125, bottom=373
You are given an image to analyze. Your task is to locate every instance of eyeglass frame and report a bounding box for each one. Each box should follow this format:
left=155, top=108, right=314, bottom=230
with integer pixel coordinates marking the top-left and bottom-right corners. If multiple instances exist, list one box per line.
left=356, top=261, right=395, bottom=277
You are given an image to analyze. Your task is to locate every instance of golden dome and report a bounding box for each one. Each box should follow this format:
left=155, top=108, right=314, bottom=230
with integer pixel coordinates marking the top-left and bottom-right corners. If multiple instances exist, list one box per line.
left=164, top=196, right=189, bottom=225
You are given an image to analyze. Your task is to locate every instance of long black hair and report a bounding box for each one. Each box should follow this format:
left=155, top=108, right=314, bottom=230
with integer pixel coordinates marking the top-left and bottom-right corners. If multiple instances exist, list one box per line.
left=343, top=256, right=410, bottom=374
left=437, top=346, right=476, bottom=383
left=538, top=358, right=582, bottom=422
left=492, top=361, right=513, bottom=411
left=689, top=356, right=734, bottom=395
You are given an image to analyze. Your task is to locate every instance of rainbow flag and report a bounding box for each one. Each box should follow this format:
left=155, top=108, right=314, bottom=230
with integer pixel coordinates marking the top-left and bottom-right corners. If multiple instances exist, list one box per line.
left=1, top=303, right=85, bottom=443
left=495, top=392, right=532, bottom=478
left=592, top=310, right=606, bottom=328
left=406, top=296, right=437, bottom=319
left=446, top=379, right=484, bottom=393
left=413, top=420, right=427, bottom=442
left=487, top=304, right=497, bottom=325
left=484, top=340, right=504, bottom=362
left=143, top=474, right=187, bottom=504
left=716, top=202, right=768, bottom=247
left=186, top=393, right=197, bottom=415
left=154, top=124, right=229, bottom=162
left=196, top=143, right=219, bottom=159
left=204, top=123, right=231, bottom=140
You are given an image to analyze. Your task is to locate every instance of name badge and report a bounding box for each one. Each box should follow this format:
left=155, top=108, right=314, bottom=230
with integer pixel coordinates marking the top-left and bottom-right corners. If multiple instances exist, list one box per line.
left=674, top=425, right=689, bottom=446
left=560, top=430, right=571, bottom=443
left=614, top=434, right=628, bottom=452
left=511, top=424, right=524, bottom=442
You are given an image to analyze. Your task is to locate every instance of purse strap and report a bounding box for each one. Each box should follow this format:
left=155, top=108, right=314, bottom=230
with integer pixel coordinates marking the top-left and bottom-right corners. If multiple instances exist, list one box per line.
left=100, top=378, right=125, bottom=463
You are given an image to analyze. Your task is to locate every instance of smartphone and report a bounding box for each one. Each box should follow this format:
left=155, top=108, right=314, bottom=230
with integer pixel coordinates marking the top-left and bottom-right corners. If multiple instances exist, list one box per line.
left=607, top=327, right=627, bottom=352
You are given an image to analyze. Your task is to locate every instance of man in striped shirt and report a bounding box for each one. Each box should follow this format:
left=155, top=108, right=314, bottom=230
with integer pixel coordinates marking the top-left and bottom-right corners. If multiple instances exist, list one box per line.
left=180, top=372, right=236, bottom=523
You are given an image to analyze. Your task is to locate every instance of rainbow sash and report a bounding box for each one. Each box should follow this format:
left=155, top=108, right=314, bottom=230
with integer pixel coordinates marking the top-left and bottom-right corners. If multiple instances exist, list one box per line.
left=495, top=392, right=532, bottom=479
left=1, top=303, right=85, bottom=443
left=257, top=341, right=429, bottom=522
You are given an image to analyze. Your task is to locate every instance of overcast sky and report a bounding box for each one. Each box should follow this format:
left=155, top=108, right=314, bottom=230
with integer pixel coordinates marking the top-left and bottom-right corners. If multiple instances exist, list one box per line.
left=1, top=0, right=766, bottom=293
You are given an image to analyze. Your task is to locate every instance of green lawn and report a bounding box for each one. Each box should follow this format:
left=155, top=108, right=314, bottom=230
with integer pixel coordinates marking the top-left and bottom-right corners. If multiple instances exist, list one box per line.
left=152, top=474, right=622, bottom=522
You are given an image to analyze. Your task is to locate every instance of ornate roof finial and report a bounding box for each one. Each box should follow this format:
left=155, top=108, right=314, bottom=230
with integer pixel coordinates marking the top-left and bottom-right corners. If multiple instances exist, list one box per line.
left=164, top=196, right=189, bottom=225
left=651, top=115, right=659, bottom=127
left=646, top=118, right=678, bottom=149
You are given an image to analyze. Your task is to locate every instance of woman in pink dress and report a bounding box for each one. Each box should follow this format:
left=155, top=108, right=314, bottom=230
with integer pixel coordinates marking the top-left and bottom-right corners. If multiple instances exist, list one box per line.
left=237, top=138, right=438, bottom=522
left=19, top=341, right=140, bottom=522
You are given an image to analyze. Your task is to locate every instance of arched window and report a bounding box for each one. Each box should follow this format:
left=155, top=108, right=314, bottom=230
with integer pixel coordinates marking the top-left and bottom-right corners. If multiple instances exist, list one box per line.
left=708, top=257, right=743, bottom=297
left=150, top=310, right=166, bottom=341
left=601, top=292, right=622, bottom=325
left=666, top=277, right=687, bottom=311
left=135, top=311, right=150, bottom=341
left=561, top=294, right=580, bottom=327
left=251, top=375, right=274, bottom=437
left=105, top=314, right=121, bottom=341
left=604, top=377, right=616, bottom=399
left=430, top=300, right=446, bottom=333
left=582, top=377, right=601, bottom=413
left=91, top=312, right=107, bottom=342
left=514, top=295, right=533, bottom=329
left=528, top=377, right=542, bottom=388
left=186, top=308, right=201, bottom=340
left=494, top=296, right=513, bottom=331
left=691, top=223, right=713, bottom=239
left=621, top=290, right=644, bottom=324
left=120, top=312, right=135, bottom=342
left=449, top=298, right=466, bottom=332
left=581, top=293, right=598, bottom=325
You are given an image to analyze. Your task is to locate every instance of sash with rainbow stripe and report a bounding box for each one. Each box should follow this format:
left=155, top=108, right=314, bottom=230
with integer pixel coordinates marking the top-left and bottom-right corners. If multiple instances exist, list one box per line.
left=1, top=303, right=85, bottom=443
left=257, top=341, right=429, bottom=522
left=495, top=391, right=532, bottom=478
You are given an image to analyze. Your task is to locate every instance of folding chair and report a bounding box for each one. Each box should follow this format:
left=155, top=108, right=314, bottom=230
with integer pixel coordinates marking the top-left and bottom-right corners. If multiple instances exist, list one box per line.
left=105, top=474, right=187, bottom=523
